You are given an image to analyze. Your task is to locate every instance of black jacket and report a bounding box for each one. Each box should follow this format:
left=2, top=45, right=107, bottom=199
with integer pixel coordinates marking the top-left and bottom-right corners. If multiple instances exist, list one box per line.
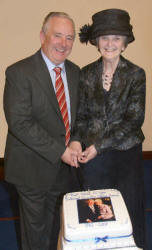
left=73, top=55, right=146, bottom=153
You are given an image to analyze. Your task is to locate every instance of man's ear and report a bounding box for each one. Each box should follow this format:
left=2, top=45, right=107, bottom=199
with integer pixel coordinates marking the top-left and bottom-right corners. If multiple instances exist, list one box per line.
left=40, top=31, right=45, bottom=44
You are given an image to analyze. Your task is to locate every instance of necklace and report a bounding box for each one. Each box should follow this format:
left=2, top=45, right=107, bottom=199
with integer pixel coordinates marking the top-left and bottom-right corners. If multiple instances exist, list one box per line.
left=102, top=71, right=113, bottom=91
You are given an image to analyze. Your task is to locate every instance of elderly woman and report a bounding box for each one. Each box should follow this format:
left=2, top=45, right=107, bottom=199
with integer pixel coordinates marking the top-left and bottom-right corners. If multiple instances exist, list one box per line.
left=94, top=199, right=114, bottom=220
left=70, top=9, right=146, bottom=249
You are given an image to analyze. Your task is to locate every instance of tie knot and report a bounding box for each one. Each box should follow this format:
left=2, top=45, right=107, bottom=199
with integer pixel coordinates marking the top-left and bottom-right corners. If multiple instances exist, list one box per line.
left=54, top=67, right=61, bottom=74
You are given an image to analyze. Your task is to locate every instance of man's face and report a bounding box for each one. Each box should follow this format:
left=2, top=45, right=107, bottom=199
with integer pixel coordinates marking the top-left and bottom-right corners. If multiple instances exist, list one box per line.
left=40, top=16, right=75, bottom=65
left=87, top=199, right=94, bottom=206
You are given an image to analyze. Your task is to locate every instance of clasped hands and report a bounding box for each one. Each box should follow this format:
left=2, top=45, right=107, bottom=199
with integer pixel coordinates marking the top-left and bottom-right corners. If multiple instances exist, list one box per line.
left=61, top=141, right=97, bottom=167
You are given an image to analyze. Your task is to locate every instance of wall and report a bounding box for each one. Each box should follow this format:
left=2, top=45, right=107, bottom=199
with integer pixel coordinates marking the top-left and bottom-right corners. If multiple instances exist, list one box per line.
left=0, top=0, right=152, bottom=156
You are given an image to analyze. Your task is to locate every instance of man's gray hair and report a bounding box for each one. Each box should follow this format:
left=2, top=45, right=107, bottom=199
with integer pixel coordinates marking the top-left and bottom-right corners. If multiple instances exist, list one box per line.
left=41, top=12, right=75, bottom=37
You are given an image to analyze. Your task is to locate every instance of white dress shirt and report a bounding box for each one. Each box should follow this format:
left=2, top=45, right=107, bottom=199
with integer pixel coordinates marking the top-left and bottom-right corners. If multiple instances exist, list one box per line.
left=41, top=49, right=71, bottom=125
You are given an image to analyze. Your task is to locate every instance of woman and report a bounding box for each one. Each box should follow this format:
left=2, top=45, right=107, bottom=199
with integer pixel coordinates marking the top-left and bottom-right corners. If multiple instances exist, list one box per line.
left=70, top=9, right=146, bottom=249
left=94, top=199, right=114, bottom=220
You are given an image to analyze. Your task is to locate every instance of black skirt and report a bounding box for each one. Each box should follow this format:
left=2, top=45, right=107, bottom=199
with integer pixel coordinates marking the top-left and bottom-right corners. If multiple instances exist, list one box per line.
left=80, top=144, right=146, bottom=249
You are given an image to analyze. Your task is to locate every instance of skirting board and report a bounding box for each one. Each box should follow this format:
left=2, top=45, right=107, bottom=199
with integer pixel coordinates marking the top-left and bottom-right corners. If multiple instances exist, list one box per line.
left=0, top=158, right=4, bottom=180
left=0, top=152, right=152, bottom=180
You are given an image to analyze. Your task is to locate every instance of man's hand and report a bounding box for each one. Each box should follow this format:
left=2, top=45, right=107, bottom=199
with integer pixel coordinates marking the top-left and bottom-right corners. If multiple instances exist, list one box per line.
left=61, top=147, right=79, bottom=167
left=69, top=141, right=82, bottom=154
left=68, top=141, right=82, bottom=167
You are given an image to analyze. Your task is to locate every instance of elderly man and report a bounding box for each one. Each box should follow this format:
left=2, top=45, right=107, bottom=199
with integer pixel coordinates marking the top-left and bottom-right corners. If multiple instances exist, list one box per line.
left=4, top=12, right=80, bottom=250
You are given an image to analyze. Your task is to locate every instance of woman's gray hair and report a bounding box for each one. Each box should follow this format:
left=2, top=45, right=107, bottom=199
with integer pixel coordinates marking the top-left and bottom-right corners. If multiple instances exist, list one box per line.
left=41, top=12, right=75, bottom=37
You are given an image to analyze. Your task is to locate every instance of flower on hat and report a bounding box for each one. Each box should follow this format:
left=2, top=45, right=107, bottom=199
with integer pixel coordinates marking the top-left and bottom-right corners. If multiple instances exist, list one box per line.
left=79, top=24, right=92, bottom=44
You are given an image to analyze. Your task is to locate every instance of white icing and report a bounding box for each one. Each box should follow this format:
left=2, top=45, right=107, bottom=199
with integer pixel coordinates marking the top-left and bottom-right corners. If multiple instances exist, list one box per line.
left=60, top=189, right=139, bottom=250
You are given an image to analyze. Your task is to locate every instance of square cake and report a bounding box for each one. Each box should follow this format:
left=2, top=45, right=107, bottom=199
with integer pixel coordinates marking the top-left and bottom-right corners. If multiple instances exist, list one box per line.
left=60, top=189, right=141, bottom=250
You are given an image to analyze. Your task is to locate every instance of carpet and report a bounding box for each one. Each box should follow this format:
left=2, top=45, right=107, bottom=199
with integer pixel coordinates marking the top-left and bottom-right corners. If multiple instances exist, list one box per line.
left=0, top=160, right=152, bottom=250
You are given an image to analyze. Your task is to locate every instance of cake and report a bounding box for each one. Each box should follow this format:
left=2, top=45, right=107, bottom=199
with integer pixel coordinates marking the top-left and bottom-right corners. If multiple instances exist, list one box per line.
left=60, top=189, right=141, bottom=250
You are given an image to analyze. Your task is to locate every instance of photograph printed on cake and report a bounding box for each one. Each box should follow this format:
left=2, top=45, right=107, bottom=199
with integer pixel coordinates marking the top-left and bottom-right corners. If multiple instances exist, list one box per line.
left=77, top=197, right=115, bottom=223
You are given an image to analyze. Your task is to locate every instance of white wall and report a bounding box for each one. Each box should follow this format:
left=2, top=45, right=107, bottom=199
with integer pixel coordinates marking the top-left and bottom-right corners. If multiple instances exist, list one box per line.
left=0, top=0, right=152, bottom=156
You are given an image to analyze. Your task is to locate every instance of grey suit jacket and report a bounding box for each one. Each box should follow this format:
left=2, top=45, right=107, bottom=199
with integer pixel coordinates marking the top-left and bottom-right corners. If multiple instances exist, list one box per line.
left=3, top=50, right=80, bottom=188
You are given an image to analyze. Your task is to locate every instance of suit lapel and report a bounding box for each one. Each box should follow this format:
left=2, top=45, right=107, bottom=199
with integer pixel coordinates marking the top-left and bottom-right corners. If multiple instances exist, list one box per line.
left=32, top=50, right=63, bottom=121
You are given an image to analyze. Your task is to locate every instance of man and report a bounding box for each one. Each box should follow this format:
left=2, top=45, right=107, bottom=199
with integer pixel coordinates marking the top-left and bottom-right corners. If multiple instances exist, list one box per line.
left=3, top=12, right=80, bottom=250
left=78, top=199, right=99, bottom=223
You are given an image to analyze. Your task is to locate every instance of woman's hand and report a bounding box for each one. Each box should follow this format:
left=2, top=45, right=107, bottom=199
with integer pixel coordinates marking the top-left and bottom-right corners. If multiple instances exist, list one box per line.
left=78, top=145, right=97, bottom=163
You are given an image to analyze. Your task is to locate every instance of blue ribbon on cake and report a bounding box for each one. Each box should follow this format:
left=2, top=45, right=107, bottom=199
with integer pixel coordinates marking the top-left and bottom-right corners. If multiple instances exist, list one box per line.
left=65, top=233, right=132, bottom=244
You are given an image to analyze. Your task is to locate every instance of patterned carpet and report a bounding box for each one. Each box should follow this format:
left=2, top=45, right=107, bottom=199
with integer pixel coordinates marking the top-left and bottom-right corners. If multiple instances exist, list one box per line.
left=0, top=160, right=152, bottom=250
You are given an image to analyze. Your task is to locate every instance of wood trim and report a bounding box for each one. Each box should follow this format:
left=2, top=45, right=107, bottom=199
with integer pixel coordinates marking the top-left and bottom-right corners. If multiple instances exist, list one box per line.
left=0, top=152, right=152, bottom=180
left=143, top=151, right=152, bottom=160
left=0, top=216, right=20, bottom=221
left=0, top=158, right=4, bottom=180
left=0, top=158, right=4, bottom=167
left=0, top=169, right=4, bottom=180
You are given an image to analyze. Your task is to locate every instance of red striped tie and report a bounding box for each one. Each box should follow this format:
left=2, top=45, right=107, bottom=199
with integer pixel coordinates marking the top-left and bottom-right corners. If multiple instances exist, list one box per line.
left=54, top=67, right=70, bottom=146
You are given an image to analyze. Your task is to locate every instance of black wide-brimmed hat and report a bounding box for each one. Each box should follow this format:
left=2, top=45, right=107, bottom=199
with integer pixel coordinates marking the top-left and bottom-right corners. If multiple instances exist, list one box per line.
left=79, top=9, right=135, bottom=45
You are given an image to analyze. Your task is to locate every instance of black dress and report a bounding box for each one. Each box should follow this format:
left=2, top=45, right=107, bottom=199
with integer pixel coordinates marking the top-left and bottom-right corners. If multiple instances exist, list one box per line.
left=81, top=144, right=145, bottom=249
left=73, top=56, right=146, bottom=249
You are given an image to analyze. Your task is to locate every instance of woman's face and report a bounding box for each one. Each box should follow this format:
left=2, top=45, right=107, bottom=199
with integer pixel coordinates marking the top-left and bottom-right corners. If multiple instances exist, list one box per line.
left=98, top=35, right=126, bottom=61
